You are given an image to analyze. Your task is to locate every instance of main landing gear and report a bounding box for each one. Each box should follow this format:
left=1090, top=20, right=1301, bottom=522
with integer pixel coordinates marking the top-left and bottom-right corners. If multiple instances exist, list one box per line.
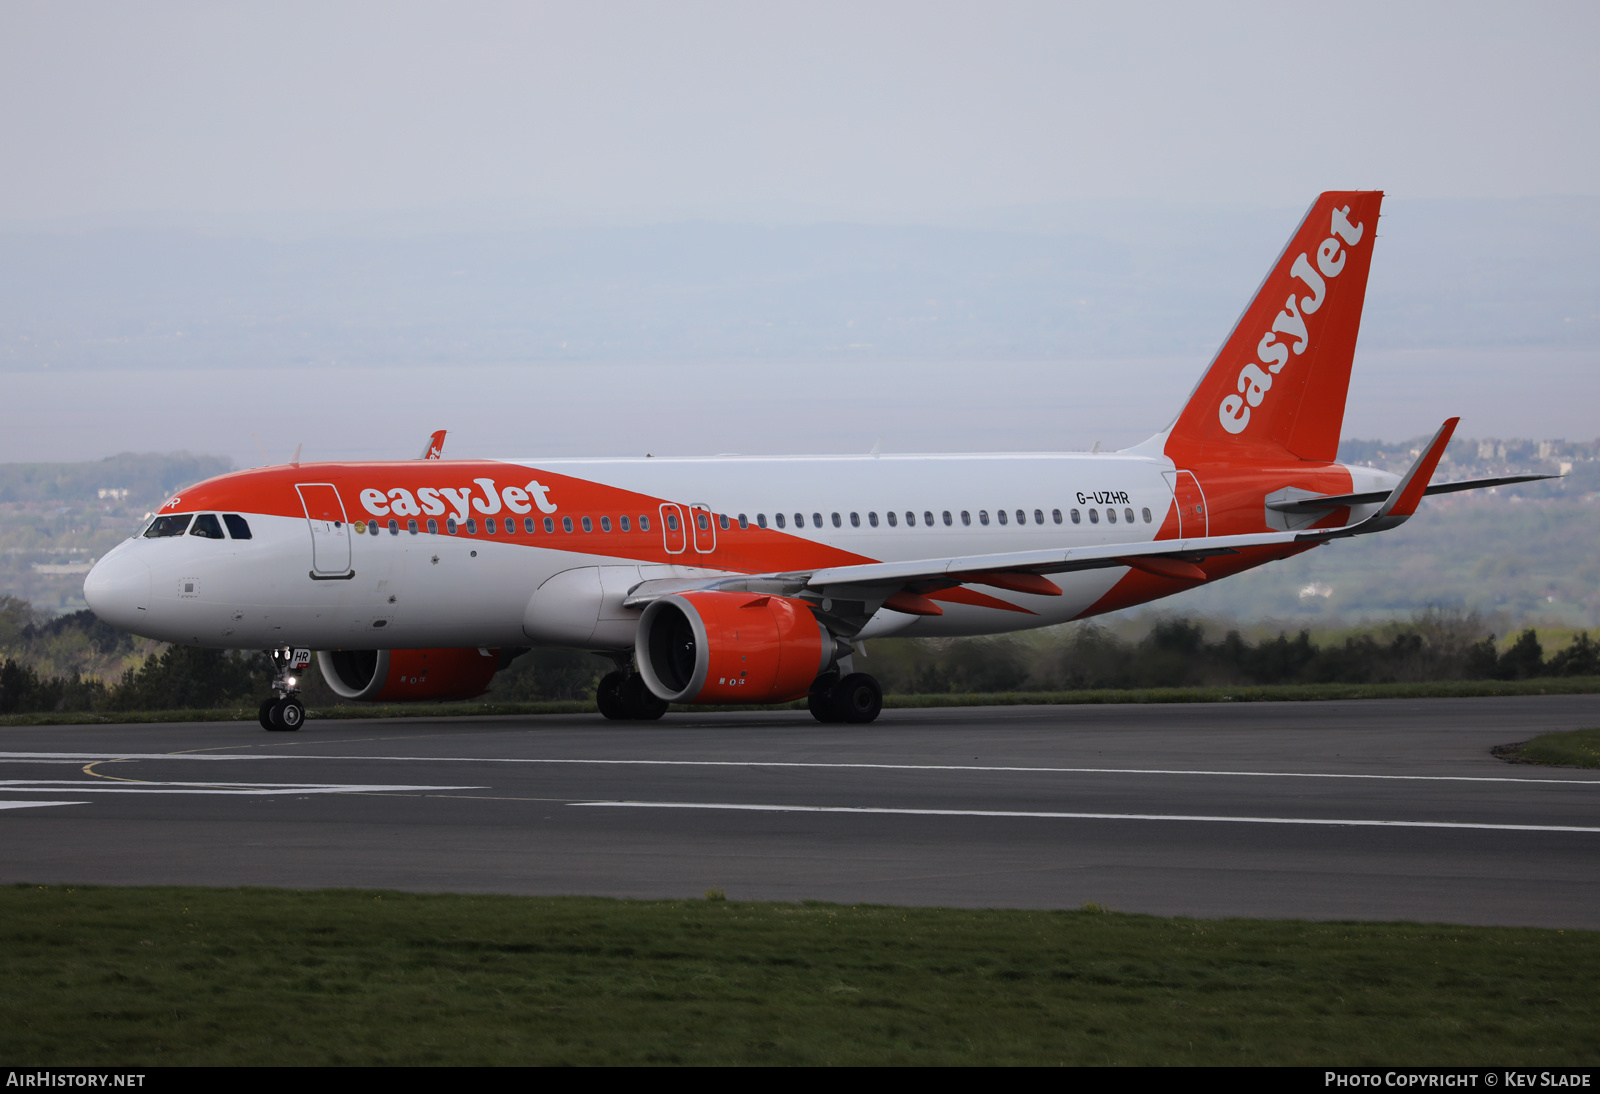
left=259, top=647, right=310, bottom=732
left=807, top=671, right=883, bottom=724
left=596, top=670, right=669, bottom=721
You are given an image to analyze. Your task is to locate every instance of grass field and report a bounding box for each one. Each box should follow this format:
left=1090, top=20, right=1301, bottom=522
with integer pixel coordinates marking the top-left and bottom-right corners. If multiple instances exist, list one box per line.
left=1500, top=729, right=1600, bottom=770
left=3, top=675, right=1598, bottom=727
left=2, top=886, right=1598, bottom=1066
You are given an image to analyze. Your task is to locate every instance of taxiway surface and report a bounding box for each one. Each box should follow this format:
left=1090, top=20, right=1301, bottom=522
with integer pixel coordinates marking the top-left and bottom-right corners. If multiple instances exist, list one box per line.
left=2, top=696, right=1597, bottom=927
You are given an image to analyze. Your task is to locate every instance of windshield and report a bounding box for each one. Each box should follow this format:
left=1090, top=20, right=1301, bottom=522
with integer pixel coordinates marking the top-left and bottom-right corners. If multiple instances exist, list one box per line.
left=143, top=514, right=193, bottom=538
left=189, top=514, right=225, bottom=539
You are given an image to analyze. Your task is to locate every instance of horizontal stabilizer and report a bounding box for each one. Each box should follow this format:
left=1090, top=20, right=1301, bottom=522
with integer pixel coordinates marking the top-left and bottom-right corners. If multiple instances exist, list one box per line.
left=1266, top=473, right=1560, bottom=515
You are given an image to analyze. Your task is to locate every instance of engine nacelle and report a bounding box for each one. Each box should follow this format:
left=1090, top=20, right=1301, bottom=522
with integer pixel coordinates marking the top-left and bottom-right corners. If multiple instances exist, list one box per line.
left=636, top=592, right=835, bottom=704
left=317, top=647, right=502, bottom=703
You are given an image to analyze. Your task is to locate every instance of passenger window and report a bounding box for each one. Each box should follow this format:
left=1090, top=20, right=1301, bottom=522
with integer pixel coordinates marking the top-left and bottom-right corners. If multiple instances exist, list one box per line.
left=961, top=511, right=971, bottom=526
left=1071, top=509, right=1081, bottom=524
left=719, top=514, right=730, bottom=530
left=757, top=514, right=767, bottom=529
left=223, top=514, right=253, bottom=539
left=486, top=518, right=497, bottom=534
left=850, top=512, right=860, bottom=527
left=924, top=511, right=933, bottom=527
left=144, top=514, right=193, bottom=538
left=868, top=512, right=878, bottom=527
left=1107, top=508, right=1118, bottom=524
left=544, top=517, right=555, bottom=533
left=639, top=515, right=650, bottom=531
left=810, top=513, right=820, bottom=528
left=447, top=518, right=459, bottom=534
left=427, top=518, right=439, bottom=534
left=696, top=513, right=708, bottom=531
left=562, top=517, right=573, bottom=532
left=1034, top=509, right=1044, bottom=525
left=504, top=518, right=516, bottom=535
left=738, top=514, right=748, bottom=530
left=887, top=511, right=898, bottom=527
left=1141, top=508, right=1152, bottom=524
left=1125, top=508, right=1136, bottom=524
left=189, top=514, right=225, bottom=539
left=369, top=521, right=380, bottom=536
left=831, top=512, right=841, bottom=528
left=978, top=510, right=989, bottom=526
left=1052, top=509, right=1062, bottom=525
left=407, top=518, right=419, bottom=534
left=1016, top=510, right=1025, bottom=525
left=465, top=519, right=478, bottom=534
left=996, top=510, right=1007, bottom=526
left=776, top=513, right=786, bottom=529
left=582, top=517, right=593, bottom=532
left=601, top=516, right=612, bottom=532
left=942, top=511, right=952, bottom=526
left=620, top=516, right=631, bottom=532
left=1089, top=509, right=1099, bottom=524
left=388, top=519, right=400, bottom=535
left=905, top=511, right=916, bottom=527
left=667, top=513, right=679, bottom=531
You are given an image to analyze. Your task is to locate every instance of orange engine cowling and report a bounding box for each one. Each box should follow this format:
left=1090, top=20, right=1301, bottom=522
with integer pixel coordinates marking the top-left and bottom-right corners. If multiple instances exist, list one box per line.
left=316, top=648, right=501, bottom=703
left=636, top=592, right=834, bottom=704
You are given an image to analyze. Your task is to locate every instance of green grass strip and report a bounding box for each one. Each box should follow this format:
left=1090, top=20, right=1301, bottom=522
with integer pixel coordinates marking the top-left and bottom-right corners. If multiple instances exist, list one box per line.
left=2, top=885, right=1596, bottom=1066
left=1499, top=729, right=1600, bottom=770
left=3, top=675, right=1599, bottom=727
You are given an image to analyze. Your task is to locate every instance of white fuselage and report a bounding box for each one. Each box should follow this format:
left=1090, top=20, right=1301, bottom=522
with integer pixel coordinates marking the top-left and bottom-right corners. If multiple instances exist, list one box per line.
left=87, top=449, right=1249, bottom=651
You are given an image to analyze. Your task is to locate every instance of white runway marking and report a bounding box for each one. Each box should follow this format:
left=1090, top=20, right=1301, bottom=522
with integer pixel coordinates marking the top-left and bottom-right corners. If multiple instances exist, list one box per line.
left=1, top=752, right=1594, bottom=787
left=573, top=800, right=1600, bottom=834
left=0, top=800, right=88, bottom=811
left=0, top=780, right=480, bottom=797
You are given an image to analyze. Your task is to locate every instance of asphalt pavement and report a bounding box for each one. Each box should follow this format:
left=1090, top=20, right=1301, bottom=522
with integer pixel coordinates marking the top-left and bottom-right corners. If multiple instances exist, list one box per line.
left=2, top=695, right=1598, bottom=927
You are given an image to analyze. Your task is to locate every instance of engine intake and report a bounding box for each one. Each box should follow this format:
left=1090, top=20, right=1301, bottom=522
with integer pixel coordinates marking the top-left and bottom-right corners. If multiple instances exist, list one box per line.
left=317, top=647, right=502, bottom=702
left=636, top=592, right=835, bottom=704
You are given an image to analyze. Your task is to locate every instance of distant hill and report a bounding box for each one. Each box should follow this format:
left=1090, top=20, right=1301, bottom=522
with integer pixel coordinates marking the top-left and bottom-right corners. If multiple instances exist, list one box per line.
left=0, top=452, right=232, bottom=505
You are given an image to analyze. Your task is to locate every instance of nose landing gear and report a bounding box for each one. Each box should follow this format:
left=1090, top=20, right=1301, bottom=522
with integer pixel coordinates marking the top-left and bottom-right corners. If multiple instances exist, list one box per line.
left=259, top=647, right=311, bottom=731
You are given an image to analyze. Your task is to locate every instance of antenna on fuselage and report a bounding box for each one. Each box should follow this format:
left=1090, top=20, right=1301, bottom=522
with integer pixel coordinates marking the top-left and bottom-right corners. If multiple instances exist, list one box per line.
left=290, top=443, right=302, bottom=467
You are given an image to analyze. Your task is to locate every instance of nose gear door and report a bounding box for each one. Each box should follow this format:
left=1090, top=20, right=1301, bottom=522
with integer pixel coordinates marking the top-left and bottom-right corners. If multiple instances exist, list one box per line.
left=296, top=483, right=353, bottom=577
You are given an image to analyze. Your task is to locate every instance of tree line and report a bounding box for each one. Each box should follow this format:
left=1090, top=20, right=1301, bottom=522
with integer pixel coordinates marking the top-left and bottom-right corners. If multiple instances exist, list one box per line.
left=863, top=615, right=1600, bottom=695
left=2, top=601, right=1598, bottom=715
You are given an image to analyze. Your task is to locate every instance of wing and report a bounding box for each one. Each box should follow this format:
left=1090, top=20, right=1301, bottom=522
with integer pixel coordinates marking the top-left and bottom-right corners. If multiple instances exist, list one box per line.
left=623, top=419, right=1478, bottom=629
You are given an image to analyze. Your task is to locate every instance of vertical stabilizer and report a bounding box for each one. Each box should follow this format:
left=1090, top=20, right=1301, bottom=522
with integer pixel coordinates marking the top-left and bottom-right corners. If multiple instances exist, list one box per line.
left=1164, top=191, right=1383, bottom=466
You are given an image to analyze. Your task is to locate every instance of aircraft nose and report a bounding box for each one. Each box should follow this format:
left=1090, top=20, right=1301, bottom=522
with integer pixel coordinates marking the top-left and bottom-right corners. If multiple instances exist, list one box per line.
left=83, top=549, right=151, bottom=630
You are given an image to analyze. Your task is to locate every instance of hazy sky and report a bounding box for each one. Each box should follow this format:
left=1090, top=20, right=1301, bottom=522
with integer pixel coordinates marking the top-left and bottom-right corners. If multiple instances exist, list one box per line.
left=1, top=2, right=1596, bottom=465
left=3, top=1, right=1597, bottom=225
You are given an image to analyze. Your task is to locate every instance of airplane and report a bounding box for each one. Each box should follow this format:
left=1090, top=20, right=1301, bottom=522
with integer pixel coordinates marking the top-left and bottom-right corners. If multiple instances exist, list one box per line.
left=81, top=190, right=1552, bottom=731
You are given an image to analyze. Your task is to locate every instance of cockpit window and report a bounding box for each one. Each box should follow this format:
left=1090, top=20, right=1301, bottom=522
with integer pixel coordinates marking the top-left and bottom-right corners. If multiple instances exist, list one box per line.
left=189, top=514, right=225, bottom=539
left=144, top=514, right=193, bottom=538
left=223, top=514, right=252, bottom=540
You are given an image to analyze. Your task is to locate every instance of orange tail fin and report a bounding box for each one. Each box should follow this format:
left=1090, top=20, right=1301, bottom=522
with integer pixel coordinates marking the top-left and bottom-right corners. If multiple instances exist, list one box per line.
left=1164, top=191, right=1384, bottom=466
